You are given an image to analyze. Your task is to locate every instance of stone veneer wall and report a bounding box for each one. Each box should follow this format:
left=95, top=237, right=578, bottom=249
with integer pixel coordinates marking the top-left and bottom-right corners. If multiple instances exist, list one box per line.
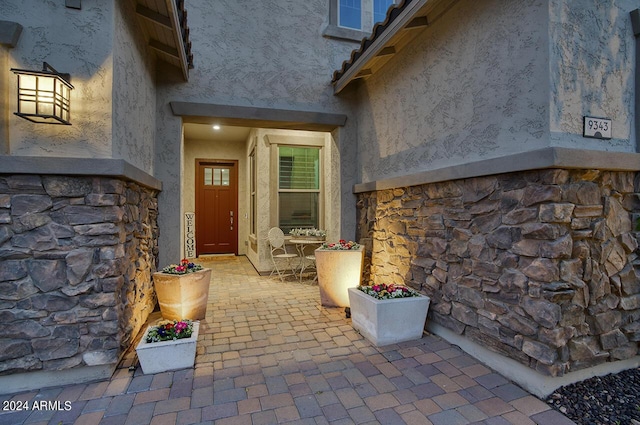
left=0, top=174, right=159, bottom=375
left=356, top=169, right=640, bottom=377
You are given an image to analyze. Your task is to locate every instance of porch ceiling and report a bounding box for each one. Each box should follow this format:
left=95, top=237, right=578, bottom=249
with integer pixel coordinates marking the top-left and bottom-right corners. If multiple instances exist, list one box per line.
left=131, top=0, right=193, bottom=81
left=184, top=123, right=251, bottom=143
left=171, top=101, right=347, bottom=132
left=332, top=0, right=459, bottom=94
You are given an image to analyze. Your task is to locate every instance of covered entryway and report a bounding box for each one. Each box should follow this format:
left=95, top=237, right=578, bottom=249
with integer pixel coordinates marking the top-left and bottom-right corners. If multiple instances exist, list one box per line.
left=174, top=101, right=348, bottom=269
left=183, top=126, right=342, bottom=272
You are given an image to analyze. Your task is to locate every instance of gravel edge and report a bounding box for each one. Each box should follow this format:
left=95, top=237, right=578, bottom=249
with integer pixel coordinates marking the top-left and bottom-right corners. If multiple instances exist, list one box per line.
left=545, top=368, right=640, bottom=425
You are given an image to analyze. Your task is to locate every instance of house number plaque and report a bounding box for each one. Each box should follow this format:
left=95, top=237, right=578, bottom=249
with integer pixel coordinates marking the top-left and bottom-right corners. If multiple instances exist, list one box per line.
left=583, top=116, right=612, bottom=140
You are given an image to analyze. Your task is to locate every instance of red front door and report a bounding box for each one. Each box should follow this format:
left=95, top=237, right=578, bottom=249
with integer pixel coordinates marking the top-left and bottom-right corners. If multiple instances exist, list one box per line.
left=195, top=160, right=238, bottom=255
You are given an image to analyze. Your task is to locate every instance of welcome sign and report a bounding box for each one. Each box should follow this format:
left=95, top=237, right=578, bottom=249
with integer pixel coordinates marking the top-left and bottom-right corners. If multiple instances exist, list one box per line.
left=185, top=212, right=196, bottom=258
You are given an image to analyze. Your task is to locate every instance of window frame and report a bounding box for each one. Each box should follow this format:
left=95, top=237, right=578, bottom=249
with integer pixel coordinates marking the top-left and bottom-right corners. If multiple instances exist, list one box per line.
left=373, top=0, right=395, bottom=27
left=276, top=145, right=323, bottom=233
left=323, top=0, right=397, bottom=42
left=338, top=0, right=363, bottom=31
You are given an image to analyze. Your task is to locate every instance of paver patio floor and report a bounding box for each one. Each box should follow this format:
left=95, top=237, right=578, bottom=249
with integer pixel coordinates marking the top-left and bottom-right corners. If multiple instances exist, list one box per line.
left=0, top=255, right=575, bottom=425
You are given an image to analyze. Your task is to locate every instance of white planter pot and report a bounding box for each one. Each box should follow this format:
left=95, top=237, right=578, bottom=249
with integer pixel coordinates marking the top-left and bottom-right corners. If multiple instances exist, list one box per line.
left=348, top=287, right=430, bottom=346
left=153, top=269, right=211, bottom=321
left=135, top=321, right=200, bottom=374
left=315, top=246, right=364, bottom=307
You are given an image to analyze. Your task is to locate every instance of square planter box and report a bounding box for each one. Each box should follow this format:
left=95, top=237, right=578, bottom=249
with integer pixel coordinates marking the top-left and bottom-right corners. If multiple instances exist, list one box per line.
left=348, top=287, right=430, bottom=346
left=153, top=268, right=211, bottom=321
left=315, top=246, right=364, bottom=307
left=135, top=321, right=200, bottom=374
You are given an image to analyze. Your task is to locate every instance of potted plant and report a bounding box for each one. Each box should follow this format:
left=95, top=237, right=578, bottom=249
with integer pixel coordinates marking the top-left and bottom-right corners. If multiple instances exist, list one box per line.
left=315, top=240, right=364, bottom=307
left=348, top=283, right=430, bottom=346
left=153, top=259, right=211, bottom=321
left=135, top=319, right=199, bottom=374
left=289, top=228, right=326, bottom=240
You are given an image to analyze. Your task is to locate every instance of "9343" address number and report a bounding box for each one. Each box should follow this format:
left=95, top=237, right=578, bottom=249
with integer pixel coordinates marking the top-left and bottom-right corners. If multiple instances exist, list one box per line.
left=583, top=116, right=612, bottom=140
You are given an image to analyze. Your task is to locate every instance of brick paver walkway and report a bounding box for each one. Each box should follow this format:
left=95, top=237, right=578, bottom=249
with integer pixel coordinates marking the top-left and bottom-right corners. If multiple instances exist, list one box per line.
left=0, top=256, right=575, bottom=425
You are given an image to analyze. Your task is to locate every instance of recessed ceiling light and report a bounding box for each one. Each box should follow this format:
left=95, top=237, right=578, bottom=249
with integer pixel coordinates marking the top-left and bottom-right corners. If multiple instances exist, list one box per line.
left=212, top=125, right=221, bottom=130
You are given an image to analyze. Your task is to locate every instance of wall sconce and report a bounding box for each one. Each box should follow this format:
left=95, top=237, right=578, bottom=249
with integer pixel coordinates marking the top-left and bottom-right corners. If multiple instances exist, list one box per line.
left=11, top=62, right=74, bottom=125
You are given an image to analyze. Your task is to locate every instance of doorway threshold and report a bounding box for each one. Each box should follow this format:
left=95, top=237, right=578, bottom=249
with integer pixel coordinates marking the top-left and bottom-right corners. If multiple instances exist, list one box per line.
left=198, top=254, right=236, bottom=259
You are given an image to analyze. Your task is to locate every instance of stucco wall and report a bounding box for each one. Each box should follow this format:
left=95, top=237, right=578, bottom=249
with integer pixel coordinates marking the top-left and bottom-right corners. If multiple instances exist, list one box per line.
left=3, top=1, right=114, bottom=158
left=355, top=0, right=550, bottom=184
left=549, top=0, right=637, bottom=150
left=355, top=0, right=638, bottom=186
left=155, top=0, right=360, bottom=266
left=112, top=0, right=157, bottom=173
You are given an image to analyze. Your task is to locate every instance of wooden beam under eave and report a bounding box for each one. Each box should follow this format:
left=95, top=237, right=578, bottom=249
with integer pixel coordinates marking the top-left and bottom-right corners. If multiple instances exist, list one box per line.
left=136, top=4, right=173, bottom=29
left=165, top=0, right=190, bottom=81
left=354, top=69, right=373, bottom=79
left=405, top=16, right=429, bottom=29
left=149, top=39, right=179, bottom=59
left=377, top=46, right=396, bottom=57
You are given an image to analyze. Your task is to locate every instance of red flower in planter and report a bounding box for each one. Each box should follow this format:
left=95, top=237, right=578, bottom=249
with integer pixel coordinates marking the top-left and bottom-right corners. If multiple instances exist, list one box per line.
left=358, top=283, right=420, bottom=300
left=160, top=259, right=204, bottom=275
left=320, top=240, right=361, bottom=250
left=145, top=320, right=194, bottom=343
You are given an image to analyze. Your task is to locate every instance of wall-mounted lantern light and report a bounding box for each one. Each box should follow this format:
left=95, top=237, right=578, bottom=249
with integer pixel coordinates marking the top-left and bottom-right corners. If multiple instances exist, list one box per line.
left=11, top=62, right=74, bottom=125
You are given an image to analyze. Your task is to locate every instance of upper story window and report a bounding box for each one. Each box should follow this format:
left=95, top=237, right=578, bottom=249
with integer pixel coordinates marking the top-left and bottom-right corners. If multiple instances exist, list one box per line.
left=325, top=0, right=398, bottom=42
left=373, top=0, right=395, bottom=26
left=339, top=0, right=362, bottom=30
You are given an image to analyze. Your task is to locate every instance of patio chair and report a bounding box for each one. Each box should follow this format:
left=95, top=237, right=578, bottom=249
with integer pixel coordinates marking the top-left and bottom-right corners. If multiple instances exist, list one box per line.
left=268, top=227, right=298, bottom=280
left=301, top=251, right=317, bottom=283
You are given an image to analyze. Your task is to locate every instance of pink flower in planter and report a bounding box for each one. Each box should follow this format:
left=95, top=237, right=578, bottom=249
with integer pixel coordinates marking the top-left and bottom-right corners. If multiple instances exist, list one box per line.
left=358, top=283, right=421, bottom=300
left=320, top=240, right=362, bottom=250
left=160, top=259, right=203, bottom=275
left=145, top=320, right=194, bottom=343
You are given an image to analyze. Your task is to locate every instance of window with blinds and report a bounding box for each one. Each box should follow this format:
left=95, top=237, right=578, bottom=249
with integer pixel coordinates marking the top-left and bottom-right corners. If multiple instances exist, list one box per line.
left=278, top=146, right=321, bottom=233
left=279, top=147, right=319, bottom=190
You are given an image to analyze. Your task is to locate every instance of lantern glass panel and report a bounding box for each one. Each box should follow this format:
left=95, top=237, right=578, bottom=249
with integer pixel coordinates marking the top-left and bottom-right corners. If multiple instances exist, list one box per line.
left=12, top=64, right=73, bottom=124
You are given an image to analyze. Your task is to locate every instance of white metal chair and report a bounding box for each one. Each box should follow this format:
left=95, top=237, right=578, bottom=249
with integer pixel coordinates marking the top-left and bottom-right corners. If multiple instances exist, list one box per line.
left=268, top=227, right=298, bottom=280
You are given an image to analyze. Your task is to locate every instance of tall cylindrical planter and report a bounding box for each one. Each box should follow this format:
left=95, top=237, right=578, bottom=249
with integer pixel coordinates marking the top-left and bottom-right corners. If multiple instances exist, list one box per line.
left=315, top=246, right=364, bottom=307
left=152, top=268, right=212, bottom=320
